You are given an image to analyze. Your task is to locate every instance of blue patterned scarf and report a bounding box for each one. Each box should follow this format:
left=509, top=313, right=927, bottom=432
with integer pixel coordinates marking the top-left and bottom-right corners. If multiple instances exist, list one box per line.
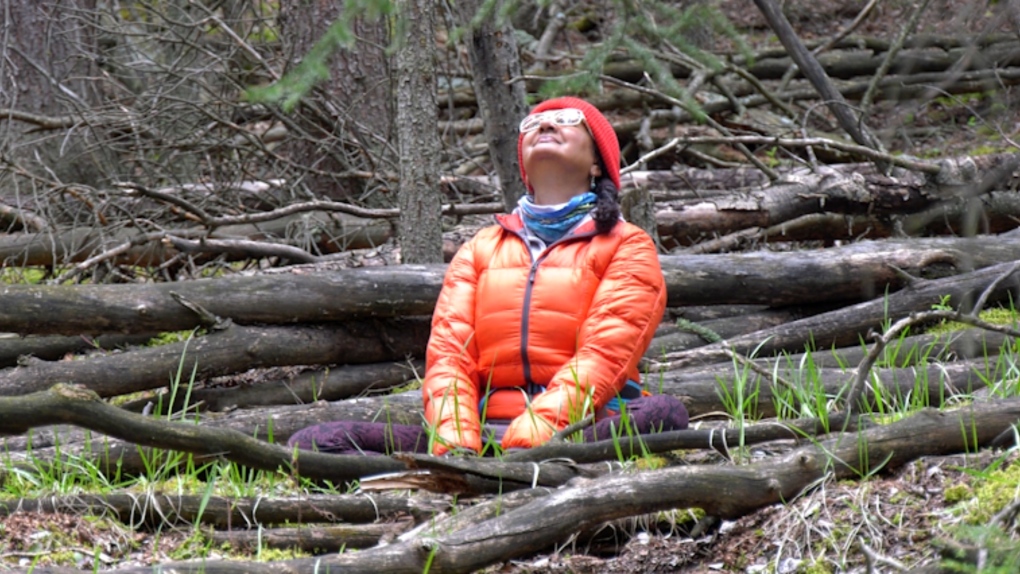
left=517, top=192, right=597, bottom=244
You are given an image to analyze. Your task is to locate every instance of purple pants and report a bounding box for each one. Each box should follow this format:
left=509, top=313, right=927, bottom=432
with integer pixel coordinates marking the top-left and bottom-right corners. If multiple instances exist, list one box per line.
left=287, top=395, right=689, bottom=455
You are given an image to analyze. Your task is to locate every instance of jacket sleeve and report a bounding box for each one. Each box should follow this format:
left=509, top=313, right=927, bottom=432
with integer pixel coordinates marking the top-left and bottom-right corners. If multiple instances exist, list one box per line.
left=422, top=237, right=484, bottom=455
left=502, top=228, right=666, bottom=449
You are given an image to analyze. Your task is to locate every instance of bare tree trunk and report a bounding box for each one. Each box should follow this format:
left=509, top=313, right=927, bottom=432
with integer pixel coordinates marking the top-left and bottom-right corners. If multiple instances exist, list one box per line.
left=455, top=0, right=529, bottom=211
left=277, top=0, right=394, bottom=201
left=0, top=0, right=111, bottom=190
left=395, top=0, right=444, bottom=263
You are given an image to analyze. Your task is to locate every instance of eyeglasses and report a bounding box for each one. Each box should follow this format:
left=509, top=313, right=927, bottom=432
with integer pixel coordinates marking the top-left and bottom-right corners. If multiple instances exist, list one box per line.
left=519, top=108, right=587, bottom=133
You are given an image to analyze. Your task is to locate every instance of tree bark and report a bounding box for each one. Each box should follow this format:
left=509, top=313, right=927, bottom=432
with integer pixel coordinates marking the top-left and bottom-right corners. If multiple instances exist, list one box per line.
left=276, top=0, right=394, bottom=201
left=0, top=0, right=111, bottom=191
left=455, top=0, right=530, bottom=211
left=0, top=320, right=430, bottom=398
left=395, top=0, right=444, bottom=264
left=0, top=492, right=442, bottom=530
left=209, top=520, right=414, bottom=552
left=2, top=234, right=1018, bottom=336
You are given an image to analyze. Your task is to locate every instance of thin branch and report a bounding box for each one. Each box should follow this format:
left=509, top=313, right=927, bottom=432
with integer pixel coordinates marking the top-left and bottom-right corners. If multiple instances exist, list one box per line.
left=973, top=261, right=1020, bottom=313
left=164, top=235, right=319, bottom=264
left=599, top=74, right=781, bottom=180
left=861, top=0, right=934, bottom=114
left=51, top=233, right=162, bottom=285
left=845, top=304, right=1020, bottom=416
left=662, top=135, right=940, bottom=174
left=752, top=0, right=885, bottom=157
left=0, top=202, right=49, bottom=232
left=116, top=182, right=213, bottom=224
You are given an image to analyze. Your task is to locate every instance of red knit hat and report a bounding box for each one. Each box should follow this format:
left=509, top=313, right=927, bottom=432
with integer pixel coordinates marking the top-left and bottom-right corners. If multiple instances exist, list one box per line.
left=517, top=96, right=621, bottom=191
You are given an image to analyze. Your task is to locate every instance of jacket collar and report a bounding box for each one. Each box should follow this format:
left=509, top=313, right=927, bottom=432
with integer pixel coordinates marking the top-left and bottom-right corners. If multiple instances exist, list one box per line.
left=496, top=212, right=599, bottom=240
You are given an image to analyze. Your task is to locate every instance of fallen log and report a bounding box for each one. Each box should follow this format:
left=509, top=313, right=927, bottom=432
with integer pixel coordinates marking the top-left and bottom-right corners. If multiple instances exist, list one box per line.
left=0, top=384, right=405, bottom=482
left=3, top=234, right=1019, bottom=336
left=0, top=266, right=445, bottom=336
left=0, top=492, right=445, bottom=530
left=654, top=259, right=1020, bottom=369
left=209, top=519, right=415, bottom=552
left=0, top=212, right=393, bottom=268
left=0, top=332, right=156, bottom=368
left=0, top=392, right=422, bottom=454
left=648, top=305, right=830, bottom=358
left=655, top=154, right=1019, bottom=246
left=117, top=360, right=424, bottom=413
left=0, top=320, right=430, bottom=398
left=748, top=328, right=1017, bottom=371
left=658, top=357, right=992, bottom=419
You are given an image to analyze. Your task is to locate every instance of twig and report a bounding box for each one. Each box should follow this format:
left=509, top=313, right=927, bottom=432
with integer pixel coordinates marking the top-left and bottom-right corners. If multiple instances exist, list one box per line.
left=823, top=0, right=879, bottom=52
left=776, top=0, right=880, bottom=93
left=598, top=74, right=781, bottom=180
left=859, top=539, right=909, bottom=572
left=168, top=292, right=233, bottom=331
left=622, top=138, right=682, bottom=174
left=661, top=135, right=940, bottom=174
left=51, top=236, right=146, bottom=285
left=117, top=182, right=213, bottom=224
left=164, top=235, right=320, bottom=264
left=861, top=0, right=934, bottom=114
left=548, top=415, right=595, bottom=443
left=726, top=64, right=800, bottom=119
left=530, top=1, right=566, bottom=72
left=844, top=276, right=1020, bottom=416
left=753, top=0, right=884, bottom=158
left=989, top=497, right=1020, bottom=529
left=674, top=318, right=798, bottom=390
left=0, top=201, right=49, bottom=232
left=722, top=342, right=798, bottom=391
left=972, top=261, right=1020, bottom=313
left=0, top=108, right=80, bottom=129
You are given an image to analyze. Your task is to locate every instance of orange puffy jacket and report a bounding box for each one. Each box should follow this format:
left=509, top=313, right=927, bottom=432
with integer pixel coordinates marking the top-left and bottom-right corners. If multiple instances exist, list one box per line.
left=422, top=214, right=666, bottom=454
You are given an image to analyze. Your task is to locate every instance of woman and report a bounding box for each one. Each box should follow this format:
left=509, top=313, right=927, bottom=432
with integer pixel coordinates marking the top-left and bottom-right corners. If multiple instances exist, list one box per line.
left=289, top=96, right=688, bottom=456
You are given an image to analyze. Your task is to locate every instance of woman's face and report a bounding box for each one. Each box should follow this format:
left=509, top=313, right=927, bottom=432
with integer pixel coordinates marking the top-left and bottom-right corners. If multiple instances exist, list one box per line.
left=519, top=109, right=599, bottom=181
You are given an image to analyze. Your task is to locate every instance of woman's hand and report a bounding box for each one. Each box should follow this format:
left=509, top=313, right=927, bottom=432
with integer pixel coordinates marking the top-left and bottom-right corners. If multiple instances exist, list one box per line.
left=500, top=412, right=557, bottom=449
left=430, top=430, right=482, bottom=456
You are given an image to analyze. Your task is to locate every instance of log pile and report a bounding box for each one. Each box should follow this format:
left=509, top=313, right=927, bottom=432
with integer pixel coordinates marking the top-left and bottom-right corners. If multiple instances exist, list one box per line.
left=1, top=222, right=1020, bottom=572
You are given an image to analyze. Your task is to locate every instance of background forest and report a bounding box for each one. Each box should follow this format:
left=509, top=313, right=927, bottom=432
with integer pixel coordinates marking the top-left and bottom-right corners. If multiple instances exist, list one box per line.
left=2, top=0, right=1020, bottom=572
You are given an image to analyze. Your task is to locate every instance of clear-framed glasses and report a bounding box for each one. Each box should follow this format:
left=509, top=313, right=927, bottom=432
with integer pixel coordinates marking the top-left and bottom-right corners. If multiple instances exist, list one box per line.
left=519, top=108, right=587, bottom=133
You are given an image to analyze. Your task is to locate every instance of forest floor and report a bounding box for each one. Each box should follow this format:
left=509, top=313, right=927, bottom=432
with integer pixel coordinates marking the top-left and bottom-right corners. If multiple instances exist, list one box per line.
left=2, top=1, right=1019, bottom=573
left=490, top=450, right=1018, bottom=574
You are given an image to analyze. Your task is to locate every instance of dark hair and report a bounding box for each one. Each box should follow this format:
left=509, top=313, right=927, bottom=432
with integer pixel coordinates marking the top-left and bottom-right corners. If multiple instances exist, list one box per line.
left=591, top=174, right=621, bottom=234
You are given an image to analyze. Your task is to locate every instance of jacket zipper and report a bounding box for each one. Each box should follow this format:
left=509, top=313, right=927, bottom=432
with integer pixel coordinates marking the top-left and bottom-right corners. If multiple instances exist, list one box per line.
left=498, top=216, right=599, bottom=396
